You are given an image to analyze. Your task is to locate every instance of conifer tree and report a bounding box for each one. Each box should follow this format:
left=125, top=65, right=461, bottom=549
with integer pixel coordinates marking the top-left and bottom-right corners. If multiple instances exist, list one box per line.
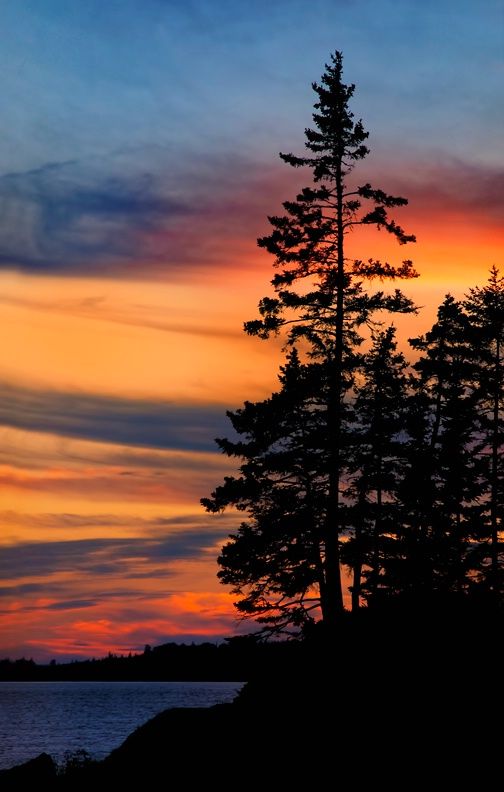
left=464, top=268, right=504, bottom=594
left=390, top=296, right=481, bottom=602
left=343, top=327, right=409, bottom=609
left=202, top=351, right=330, bottom=632
left=242, top=52, right=418, bottom=625
left=204, top=52, right=418, bottom=632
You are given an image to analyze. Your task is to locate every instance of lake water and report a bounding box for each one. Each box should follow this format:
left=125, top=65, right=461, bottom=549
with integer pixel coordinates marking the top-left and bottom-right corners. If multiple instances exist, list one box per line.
left=0, top=680, right=242, bottom=770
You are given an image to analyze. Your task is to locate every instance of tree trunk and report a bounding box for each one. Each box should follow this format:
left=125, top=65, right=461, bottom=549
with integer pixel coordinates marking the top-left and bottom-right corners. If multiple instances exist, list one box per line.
left=351, top=523, right=362, bottom=612
left=322, top=159, right=345, bottom=625
left=372, top=459, right=383, bottom=598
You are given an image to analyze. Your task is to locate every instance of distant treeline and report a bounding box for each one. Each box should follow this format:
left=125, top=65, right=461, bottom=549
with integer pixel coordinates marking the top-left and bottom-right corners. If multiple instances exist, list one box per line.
left=0, top=638, right=298, bottom=681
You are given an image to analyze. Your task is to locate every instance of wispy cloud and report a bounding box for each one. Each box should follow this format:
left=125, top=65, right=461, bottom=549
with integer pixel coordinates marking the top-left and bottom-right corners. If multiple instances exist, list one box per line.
left=0, top=427, right=233, bottom=480
left=0, top=530, right=228, bottom=583
left=0, top=509, right=236, bottom=534
left=0, top=380, right=232, bottom=452
left=0, top=291, right=242, bottom=340
left=0, top=467, right=202, bottom=503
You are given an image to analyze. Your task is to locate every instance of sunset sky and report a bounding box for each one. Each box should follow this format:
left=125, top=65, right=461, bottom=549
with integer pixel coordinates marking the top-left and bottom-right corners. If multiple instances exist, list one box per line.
left=0, top=0, right=502, bottom=660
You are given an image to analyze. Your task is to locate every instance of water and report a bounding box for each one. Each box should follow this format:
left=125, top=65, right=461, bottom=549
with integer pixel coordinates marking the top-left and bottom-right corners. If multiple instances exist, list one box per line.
left=0, top=680, right=242, bottom=770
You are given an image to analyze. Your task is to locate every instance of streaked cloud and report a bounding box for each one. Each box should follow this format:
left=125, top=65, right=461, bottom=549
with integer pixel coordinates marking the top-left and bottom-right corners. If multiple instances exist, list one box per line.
left=0, top=530, right=228, bottom=583
left=0, top=380, right=232, bottom=452
left=0, top=510, right=235, bottom=533
left=0, top=428, right=233, bottom=486
left=0, top=291, right=242, bottom=341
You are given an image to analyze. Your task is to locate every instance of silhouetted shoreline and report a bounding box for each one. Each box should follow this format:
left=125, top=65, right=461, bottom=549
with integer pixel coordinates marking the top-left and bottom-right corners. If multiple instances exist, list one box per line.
left=1, top=612, right=502, bottom=787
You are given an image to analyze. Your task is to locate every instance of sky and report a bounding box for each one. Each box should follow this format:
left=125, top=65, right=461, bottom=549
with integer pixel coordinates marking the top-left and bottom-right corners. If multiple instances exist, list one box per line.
left=0, top=0, right=502, bottom=661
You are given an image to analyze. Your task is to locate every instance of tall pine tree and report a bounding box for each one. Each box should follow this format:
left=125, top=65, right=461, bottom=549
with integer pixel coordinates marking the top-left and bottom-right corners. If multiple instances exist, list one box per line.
left=244, top=52, right=418, bottom=625
left=204, top=52, right=418, bottom=632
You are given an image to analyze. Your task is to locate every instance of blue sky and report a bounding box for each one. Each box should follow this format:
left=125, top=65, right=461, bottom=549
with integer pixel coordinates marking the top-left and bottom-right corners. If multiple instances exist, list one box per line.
left=1, top=0, right=502, bottom=171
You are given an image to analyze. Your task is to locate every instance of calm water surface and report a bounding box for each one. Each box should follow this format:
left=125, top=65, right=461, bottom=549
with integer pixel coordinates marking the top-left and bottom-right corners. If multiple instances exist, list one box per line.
left=0, top=680, right=242, bottom=770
